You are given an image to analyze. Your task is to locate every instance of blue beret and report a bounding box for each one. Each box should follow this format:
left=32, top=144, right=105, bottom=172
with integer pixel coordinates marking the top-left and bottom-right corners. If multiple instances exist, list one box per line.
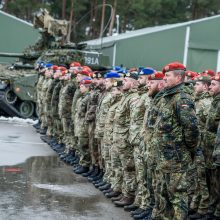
left=104, top=71, right=121, bottom=78
left=139, top=67, right=155, bottom=75
left=138, top=66, right=145, bottom=72
left=112, top=66, right=122, bottom=71
left=44, top=63, right=53, bottom=68
left=117, top=69, right=128, bottom=74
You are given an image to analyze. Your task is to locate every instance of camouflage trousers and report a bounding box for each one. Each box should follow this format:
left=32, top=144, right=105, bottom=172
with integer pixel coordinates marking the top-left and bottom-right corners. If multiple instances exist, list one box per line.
left=110, top=142, right=122, bottom=192
left=133, top=146, right=148, bottom=207
left=61, top=117, right=72, bottom=152
left=53, top=117, right=63, bottom=144
left=88, top=122, right=99, bottom=166
left=113, top=135, right=136, bottom=197
left=206, top=167, right=220, bottom=217
left=214, top=167, right=220, bottom=217
left=189, top=155, right=209, bottom=215
left=46, top=114, right=53, bottom=136
left=102, top=135, right=113, bottom=183
left=97, top=138, right=104, bottom=169
left=159, top=170, right=188, bottom=220
left=77, top=136, right=90, bottom=167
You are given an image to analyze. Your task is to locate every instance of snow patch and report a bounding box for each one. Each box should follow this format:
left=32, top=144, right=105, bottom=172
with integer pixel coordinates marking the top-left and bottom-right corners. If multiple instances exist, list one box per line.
left=0, top=116, right=38, bottom=125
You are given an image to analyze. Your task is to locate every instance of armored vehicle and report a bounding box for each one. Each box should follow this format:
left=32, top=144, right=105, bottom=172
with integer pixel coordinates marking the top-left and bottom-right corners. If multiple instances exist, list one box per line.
left=0, top=9, right=109, bottom=118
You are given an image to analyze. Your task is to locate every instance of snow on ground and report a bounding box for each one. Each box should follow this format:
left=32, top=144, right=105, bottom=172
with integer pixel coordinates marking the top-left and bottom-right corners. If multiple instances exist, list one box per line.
left=0, top=116, right=38, bottom=125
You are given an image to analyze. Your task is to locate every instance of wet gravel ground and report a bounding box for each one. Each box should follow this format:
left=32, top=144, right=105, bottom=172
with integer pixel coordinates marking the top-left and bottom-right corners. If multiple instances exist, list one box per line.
left=0, top=119, right=131, bottom=220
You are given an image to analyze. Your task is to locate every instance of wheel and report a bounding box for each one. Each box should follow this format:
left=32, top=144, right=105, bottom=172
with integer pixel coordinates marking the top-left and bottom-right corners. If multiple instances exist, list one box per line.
left=19, top=101, right=35, bottom=118
left=5, top=88, right=17, bottom=104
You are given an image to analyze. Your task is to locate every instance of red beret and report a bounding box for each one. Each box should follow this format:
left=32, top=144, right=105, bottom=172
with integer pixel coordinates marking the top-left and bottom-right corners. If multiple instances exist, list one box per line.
left=82, top=66, right=92, bottom=73
left=148, top=71, right=164, bottom=80
left=202, top=69, right=215, bottom=77
left=185, top=70, right=198, bottom=78
left=80, top=69, right=92, bottom=77
left=211, top=72, right=220, bottom=82
left=52, top=65, right=59, bottom=71
left=80, top=78, right=92, bottom=85
left=162, top=62, right=186, bottom=74
left=70, top=61, right=81, bottom=67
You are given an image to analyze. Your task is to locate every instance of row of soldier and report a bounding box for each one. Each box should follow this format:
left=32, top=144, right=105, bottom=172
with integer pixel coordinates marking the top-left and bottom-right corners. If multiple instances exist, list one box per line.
left=34, top=61, right=220, bottom=220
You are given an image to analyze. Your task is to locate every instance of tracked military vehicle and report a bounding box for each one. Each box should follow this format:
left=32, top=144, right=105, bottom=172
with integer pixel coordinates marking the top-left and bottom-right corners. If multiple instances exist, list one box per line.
left=0, top=9, right=109, bottom=118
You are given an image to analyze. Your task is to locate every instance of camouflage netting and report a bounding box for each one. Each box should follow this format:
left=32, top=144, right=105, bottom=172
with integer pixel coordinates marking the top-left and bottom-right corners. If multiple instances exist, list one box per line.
left=0, top=64, right=36, bottom=80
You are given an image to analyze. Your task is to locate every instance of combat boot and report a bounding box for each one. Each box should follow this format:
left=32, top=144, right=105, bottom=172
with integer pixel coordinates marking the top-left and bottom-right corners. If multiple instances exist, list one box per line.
left=133, top=209, right=152, bottom=219
left=98, top=183, right=111, bottom=191
left=102, top=188, right=113, bottom=194
left=88, top=169, right=104, bottom=182
left=124, top=204, right=139, bottom=212
left=86, top=166, right=100, bottom=178
left=74, top=166, right=89, bottom=174
left=105, top=190, right=121, bottom=198
left=33, top=121, right=41, bottom=129
left=131, top=208, right=145, bottom=216
left=189, top=213, right=206, bottom=219
left=39, top=127, right=47, bottom=135
left=94, top=181, right=106, bottom=188
left=111, top=194, right=123, bottom=202
left=82, top=165, right=96, bottom=177
left=114, top=196, right=134, bottom=207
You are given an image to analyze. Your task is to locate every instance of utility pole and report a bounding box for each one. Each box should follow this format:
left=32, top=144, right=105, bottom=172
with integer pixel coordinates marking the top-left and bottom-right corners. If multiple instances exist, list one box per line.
left=99, top=0, right=106, bottom=38
left=67, top=0, right=74, bottom=42
left=108, top=0, right=117, bottom=36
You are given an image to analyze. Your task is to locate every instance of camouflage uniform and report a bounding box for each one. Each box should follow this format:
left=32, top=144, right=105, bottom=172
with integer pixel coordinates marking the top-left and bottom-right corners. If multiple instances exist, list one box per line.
left=95, top=90, right=112, bottom=175
left=40, top=77, right=49, bottom=129
left=144, top=90, right=165, bottom=218
left=212, top=123, right=220, bottom=217
left=204, top=93, right=220, bottom=217
left=129, top=86, right=151, bottom=207
left=71, top=85, right=82, bottom=153
left=74, top=92, right=91, bottom=167
left=113, top=89, right=139, bottom=198
left=85, top=86, right=103, bottom=167
left=58, top=80, right=76, bottom=152
left=153, top=83, right=199, bottom=220
left=44, top=78, right=57, bottom=136
left=36, top=74, right=45, bottom=119
left=51, top=80, right=62, bottom=142
left=188, top=92, right=212, bottom=215
left=103, top=93, right=122, bottom=188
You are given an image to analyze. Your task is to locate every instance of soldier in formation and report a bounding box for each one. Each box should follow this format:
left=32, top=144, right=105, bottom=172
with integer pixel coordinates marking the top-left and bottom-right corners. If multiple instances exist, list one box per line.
left=34, top=61, right=220, bottom=220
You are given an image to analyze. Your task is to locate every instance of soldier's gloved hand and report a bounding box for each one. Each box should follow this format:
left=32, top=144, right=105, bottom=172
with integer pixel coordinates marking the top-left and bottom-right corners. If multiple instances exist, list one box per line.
left=212, top=150, right=220, bottom=166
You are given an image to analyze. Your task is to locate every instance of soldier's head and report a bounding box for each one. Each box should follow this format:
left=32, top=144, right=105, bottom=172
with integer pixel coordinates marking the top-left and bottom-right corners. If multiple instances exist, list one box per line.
left=69, top=61, right=82, bottom=74
left=209, top=73, right=220, bottom=96
left=91, top=71, right=106, bottom=87
left=111, top=82, right=122, bottom=97
left=77, top=68, right=92, bottom=83
left=185, top=70, right=198, bottom=82
left=147, top=72, right=165, bottom=97
left=162, top=62, right=186, bottom=88
left=104, top=71, right=121, bottom=90
left=122, top=71, right=139, bottom=91
left=138, top=67, right=155, bottom=87
left=80, top=78, right=91, bottom=93
left=194, top=76, right=211, bottom=95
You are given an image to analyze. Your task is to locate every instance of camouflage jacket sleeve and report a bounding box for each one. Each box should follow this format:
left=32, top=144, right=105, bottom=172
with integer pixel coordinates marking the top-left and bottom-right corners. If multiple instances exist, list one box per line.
left=176, top=93, right=199, bottom=150
left=85, top=91, right=99, bottom=122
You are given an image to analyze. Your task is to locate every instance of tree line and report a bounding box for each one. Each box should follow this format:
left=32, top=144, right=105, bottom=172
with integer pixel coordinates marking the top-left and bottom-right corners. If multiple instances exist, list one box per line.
left=2, top=0, right=220, bottom=42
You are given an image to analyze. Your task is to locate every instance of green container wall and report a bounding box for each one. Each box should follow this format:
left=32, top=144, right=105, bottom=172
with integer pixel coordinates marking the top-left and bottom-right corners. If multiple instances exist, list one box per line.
left=0, top=12, right=40, bottom=63
left=115, top=26, right=186, bottom=70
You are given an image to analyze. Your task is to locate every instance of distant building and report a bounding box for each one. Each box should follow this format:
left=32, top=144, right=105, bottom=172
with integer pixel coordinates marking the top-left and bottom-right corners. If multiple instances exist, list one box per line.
left=0, top=10, right=40, bottom=63
left=85, top=15, right=220, bottom=72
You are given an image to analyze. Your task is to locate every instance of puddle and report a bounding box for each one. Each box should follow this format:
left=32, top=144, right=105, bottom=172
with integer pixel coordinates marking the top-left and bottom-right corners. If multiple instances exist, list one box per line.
left=0, top=156, right=131, bottom=220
